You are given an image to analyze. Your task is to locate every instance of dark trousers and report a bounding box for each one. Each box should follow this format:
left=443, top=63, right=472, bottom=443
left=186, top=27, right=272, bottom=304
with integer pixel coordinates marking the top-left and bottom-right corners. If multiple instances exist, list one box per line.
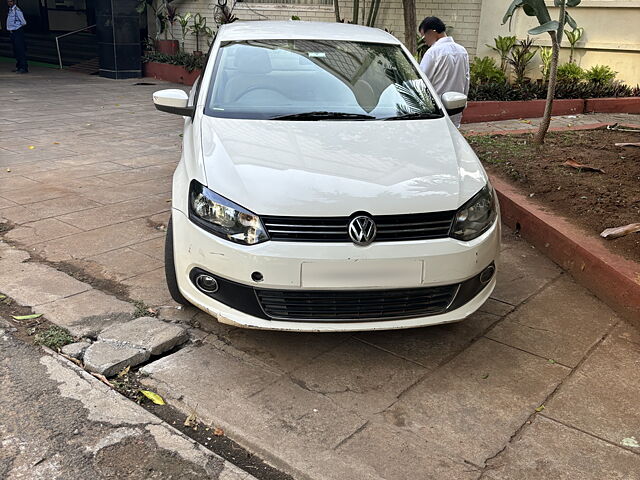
left=9, top=28, right=28, bottom=72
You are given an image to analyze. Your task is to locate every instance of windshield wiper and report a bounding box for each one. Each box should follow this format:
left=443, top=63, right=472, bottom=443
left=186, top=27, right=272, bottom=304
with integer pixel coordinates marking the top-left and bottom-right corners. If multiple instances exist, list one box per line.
left=270, top=111, right=376, bottom=121
left=383, top=112, right=443, bottom=121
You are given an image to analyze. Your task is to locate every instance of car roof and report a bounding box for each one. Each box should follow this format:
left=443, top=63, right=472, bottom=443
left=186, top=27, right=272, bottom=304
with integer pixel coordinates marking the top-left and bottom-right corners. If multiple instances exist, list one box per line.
left=217, top=21, right=401, bottom=44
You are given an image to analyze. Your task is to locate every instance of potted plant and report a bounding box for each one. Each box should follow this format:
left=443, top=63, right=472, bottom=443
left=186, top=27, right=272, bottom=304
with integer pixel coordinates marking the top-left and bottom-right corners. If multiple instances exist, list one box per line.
left=137, top=0, right=180, bottom=55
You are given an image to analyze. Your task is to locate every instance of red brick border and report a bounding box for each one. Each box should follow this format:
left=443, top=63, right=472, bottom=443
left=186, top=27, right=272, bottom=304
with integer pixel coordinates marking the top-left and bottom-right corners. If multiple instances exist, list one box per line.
left=143, top=62, right=201, bottom=86
left=462, top=99, right=584, bottom=124
left=463, top=97, right=640, bottom=124
left=586, top=97, right=640, bottom=114
left=481, top=123, right=640, bottom=327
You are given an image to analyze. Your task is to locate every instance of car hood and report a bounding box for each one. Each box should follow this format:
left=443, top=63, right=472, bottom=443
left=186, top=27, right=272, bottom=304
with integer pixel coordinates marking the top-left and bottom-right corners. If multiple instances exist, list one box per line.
left=200, top=116, right=487, bottom=216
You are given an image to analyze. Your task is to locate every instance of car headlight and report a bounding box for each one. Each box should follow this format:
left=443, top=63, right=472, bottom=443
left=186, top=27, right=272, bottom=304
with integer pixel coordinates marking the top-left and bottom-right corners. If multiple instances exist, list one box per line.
left=189, top=181, right=269, bottom=245
left=450, top=184, right=497, bottom=241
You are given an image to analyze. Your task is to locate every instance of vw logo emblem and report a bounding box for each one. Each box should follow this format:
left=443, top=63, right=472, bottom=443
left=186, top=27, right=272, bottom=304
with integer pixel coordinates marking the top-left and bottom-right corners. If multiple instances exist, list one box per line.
left=349, top=215, right=376, bottom=246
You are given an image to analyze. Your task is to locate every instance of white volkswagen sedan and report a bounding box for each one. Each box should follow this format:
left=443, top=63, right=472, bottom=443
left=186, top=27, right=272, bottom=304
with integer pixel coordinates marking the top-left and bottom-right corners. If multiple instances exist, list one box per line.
left=153, top=21, right=500, bottom=332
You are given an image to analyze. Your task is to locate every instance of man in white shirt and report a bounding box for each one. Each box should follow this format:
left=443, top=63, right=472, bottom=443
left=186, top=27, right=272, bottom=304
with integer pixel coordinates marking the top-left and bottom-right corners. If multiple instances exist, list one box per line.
left=418, top=17, right=469, bottom=127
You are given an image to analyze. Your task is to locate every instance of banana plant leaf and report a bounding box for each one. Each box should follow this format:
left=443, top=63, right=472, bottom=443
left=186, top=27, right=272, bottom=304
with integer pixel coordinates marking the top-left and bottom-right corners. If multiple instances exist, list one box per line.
left=502, top=0, right=525, bottom=24
left=528, top=20, right=560, bottom=35
left=503, top=0, right=552, bottom=26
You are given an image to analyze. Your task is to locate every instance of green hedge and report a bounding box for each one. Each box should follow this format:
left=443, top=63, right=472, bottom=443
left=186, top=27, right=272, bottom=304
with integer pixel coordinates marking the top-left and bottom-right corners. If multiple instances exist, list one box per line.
left=469, top=80, right=640, bottom=101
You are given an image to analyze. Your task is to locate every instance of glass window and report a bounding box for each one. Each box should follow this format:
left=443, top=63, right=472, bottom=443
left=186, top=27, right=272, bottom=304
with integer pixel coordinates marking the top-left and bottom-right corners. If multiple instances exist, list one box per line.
left=205, top=39, right=442, bottom=120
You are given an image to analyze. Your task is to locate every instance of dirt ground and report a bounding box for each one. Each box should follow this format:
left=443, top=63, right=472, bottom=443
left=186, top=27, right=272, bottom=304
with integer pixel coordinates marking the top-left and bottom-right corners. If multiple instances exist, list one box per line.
left=468, top=129, right=640, bottom=263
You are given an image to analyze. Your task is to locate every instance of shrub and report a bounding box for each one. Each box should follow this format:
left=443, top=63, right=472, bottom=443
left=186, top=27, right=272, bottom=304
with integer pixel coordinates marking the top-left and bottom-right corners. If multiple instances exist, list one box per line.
left=470, top=56, right=507, bottom=85
left=468, top=79, right=636, bottom=102
left=557, top=63, right=585, bottom=82
left=143, top=51, right=205, bottom=72
left=584, top=65, right=617, bottom=85
left=468, top=81, right=545, bottom=102
left=507, top=37, right=537, bottom=85
left=573, top=80, right=634, bottom=98
left=486, top=35, right=517, bottom=73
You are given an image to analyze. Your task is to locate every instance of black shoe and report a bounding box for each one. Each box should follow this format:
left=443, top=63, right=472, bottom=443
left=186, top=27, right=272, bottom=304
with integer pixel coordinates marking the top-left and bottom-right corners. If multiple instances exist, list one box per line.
left=11, top=68, right=18, bottom=72
left=16, top=69, right=28, bottom=74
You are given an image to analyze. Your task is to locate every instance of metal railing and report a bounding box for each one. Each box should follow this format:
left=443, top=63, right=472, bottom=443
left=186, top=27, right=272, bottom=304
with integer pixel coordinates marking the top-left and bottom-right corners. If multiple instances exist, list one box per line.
left=55, top=24, right=96, bottom=69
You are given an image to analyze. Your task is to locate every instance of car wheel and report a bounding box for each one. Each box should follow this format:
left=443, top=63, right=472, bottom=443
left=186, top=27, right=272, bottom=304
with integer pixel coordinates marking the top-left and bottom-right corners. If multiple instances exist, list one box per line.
left=164, top=216, right=190, bottom=306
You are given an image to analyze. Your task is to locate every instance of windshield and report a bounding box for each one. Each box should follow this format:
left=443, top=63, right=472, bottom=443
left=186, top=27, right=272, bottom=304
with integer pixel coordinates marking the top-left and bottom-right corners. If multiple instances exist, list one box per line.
left=205, top=39, right=442, bottom=120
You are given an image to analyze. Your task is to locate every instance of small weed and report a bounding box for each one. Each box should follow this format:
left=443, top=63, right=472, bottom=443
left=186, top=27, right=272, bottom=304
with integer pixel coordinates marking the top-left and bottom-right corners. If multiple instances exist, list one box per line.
left=34, top=326, right=74, bottom=350
left=132, top=300, right=157, bottom=318
left=0, top=221, right=14, bottom=234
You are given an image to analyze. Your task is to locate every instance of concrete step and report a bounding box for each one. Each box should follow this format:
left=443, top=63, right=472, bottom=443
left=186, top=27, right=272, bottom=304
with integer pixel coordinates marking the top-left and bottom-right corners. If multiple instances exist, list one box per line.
left=67, top=57, right=100, bottom=74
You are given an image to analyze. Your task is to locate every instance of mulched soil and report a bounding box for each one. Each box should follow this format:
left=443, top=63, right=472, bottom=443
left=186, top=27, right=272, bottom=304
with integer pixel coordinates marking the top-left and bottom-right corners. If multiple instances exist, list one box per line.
left=0, top=294, right=59, bottom=346
left=467, top=128, right=640, bottom=263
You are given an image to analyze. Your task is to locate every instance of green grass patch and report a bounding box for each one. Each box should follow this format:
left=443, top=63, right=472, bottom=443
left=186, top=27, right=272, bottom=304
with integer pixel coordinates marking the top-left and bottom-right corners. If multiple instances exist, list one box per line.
left=35, top=326, right=74, bottom=350
left=0, top=56, right=59, bottom=69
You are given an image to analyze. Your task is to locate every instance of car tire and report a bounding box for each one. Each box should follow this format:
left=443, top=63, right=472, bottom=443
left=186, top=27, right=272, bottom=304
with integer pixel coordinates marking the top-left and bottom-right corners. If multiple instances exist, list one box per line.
left=165, top=216, right=190, bottom=306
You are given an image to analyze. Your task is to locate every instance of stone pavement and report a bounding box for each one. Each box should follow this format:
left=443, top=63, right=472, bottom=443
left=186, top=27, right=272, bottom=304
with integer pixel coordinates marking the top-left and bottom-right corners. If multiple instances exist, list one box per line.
left=1, top=66, right=639, bottom=479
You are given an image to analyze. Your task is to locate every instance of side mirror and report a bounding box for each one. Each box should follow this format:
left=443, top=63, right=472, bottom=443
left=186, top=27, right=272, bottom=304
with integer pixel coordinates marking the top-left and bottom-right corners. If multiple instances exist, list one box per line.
left=153, top=89, right=194, bottom=117
left=441, top=92, right=467, bottom=116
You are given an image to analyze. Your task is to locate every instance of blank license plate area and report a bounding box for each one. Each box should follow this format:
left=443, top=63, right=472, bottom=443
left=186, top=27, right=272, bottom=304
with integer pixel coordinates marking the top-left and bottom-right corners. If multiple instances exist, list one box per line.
left=301, top=259, right=423, bottom=288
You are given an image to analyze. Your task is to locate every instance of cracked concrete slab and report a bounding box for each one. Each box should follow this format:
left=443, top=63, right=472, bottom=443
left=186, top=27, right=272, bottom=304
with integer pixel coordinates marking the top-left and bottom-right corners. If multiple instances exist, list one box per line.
left=98, top=316, right=187, bottom=355
left=83, top=341, right=150, bottom=377
left=61, top=341, right=91, bottom=359
left=34, top=289, right=135, bottom=338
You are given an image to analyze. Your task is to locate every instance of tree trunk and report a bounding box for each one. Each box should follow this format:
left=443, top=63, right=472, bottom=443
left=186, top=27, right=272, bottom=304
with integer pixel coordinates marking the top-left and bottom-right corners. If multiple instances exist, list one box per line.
left=353, top=0, right=359, bottom=24
left=370, top=0, right=381, bottom=27
left=534, top=2, right=566, bottom=145
left=402, top=0, right=417, bottom=55
left=366, top=0, right=375, bottom=26
left=334, top=0, right=341, bottom=22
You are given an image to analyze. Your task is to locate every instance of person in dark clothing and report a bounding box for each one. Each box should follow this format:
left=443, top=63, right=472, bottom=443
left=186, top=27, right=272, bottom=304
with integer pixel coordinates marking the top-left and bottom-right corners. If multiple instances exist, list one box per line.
left=6, top=0, right=28, bottom=73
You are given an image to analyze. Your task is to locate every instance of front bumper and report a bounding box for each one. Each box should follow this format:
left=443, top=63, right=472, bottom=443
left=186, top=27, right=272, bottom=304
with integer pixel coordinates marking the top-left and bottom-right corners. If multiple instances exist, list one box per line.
left=172, top=209, right=500, bottom=332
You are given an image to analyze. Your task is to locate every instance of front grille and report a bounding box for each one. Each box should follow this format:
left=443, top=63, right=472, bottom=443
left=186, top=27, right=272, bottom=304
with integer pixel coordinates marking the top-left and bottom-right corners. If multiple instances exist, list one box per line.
left=255, top=284, right=459, bottom=321
left=262, top=211, right=456, bottom=242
